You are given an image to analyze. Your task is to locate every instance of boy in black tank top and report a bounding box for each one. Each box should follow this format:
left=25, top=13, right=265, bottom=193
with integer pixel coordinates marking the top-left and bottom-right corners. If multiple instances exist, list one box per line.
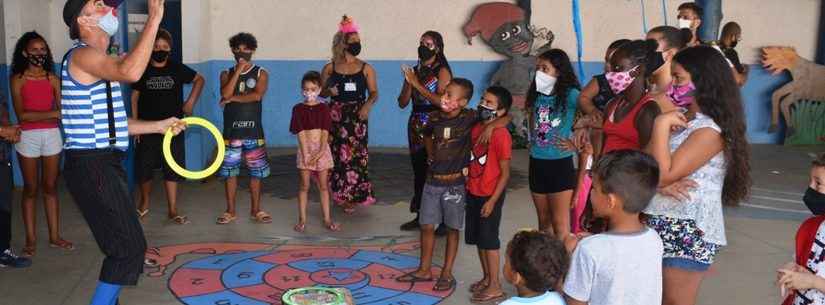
left=216, top=32, right=272, bottom=225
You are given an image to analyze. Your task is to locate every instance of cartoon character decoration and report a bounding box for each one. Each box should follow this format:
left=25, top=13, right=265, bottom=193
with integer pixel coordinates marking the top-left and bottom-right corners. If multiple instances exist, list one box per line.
left=762, top=46, right=825, bottom=144
left=463, top=0, right=554, bottom=148
left=533, top=105, right=563, bottom=147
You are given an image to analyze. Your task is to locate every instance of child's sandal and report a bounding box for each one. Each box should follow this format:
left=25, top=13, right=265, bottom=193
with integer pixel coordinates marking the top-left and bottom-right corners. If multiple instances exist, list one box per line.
left=433, top=276, right=455, bottom=291
left=48, top=239, right=75, bottom=251
left=170, top=215, right=190, bottom=225
left=469, top=280, right=487, bottom=293
left=324, top=221, right=341, bottom=232
left=216, top=212, right=236, bottom=225
left=251, top=211, right=272, bottom=224
left=293, top=222, right=306, bottom=233
left=471, top=292, right=507, bottom=304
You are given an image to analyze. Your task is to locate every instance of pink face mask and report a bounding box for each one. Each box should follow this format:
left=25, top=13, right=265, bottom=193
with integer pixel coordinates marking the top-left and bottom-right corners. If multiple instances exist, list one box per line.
left=666, top=81, right=696, bottom=107
left=605, top=65, right=639, bottom=94
left=440, top=95, right=460, bottom=112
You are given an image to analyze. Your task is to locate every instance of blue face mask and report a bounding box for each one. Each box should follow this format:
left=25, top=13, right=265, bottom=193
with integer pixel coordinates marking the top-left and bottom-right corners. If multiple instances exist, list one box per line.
left=97, top=10, right=119, bottom=37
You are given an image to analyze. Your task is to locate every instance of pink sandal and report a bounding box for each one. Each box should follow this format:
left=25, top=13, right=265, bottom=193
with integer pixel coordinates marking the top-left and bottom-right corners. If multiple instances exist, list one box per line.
left=324, top=221, right=341, bottom=232
left=294, top=222, right=306, bottom=233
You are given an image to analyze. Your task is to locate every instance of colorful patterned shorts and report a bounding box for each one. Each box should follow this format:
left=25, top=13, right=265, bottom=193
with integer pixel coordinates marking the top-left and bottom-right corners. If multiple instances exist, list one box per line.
left=218, top=139, right=270, bottom=179
left=645, top=215, right=722, bottom=268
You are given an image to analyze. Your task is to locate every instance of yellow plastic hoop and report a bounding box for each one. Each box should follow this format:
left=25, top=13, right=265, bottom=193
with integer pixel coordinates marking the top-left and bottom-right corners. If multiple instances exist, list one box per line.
left=162, top=117, right=225, bottom=180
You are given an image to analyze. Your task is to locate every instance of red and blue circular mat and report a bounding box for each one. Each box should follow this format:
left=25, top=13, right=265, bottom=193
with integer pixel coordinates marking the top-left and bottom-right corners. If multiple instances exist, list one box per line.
left=145, top=239, right=454, bottom=305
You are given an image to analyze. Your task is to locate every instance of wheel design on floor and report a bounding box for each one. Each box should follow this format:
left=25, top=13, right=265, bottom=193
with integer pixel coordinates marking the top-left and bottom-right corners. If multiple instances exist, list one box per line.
left=167, top=247, right=453, bottom=305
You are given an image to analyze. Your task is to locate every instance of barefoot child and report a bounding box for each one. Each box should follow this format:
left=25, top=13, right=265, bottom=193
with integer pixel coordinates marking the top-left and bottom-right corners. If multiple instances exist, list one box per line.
left=500, top=230, right=569, bottom=305
left=466, top=86, right=513, bottom=303
left=563, top=150, right=664, bottom=305
left=778, top=153, right=825, bottom=304
left=289, top=71, right=339, bottom=232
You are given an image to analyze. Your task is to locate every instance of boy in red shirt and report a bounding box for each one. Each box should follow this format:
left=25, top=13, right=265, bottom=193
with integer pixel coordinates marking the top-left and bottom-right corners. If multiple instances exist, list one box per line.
left=466, top=86, right=513, bottom=303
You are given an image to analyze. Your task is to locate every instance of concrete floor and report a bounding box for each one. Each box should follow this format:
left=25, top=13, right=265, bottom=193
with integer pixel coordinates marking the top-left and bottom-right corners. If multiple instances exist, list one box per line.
left=0, top=144, right=822, bottom=305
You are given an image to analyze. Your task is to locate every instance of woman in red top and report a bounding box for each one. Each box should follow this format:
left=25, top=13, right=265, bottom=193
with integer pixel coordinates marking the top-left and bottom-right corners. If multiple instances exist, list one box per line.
left=9, top=32, right=72, bottom=257
left=599, top=39, right=667, bottom=156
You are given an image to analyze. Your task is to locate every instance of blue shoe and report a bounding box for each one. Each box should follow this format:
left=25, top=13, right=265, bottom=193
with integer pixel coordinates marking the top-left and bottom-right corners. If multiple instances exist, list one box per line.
left=0, top=249, right=32, bottom=268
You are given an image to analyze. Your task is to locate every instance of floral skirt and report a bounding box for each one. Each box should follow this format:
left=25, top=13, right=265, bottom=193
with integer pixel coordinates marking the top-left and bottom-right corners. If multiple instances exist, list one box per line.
left=645, top=215, right=722, bottom=265
left=329, top=100, right=375, bottom=206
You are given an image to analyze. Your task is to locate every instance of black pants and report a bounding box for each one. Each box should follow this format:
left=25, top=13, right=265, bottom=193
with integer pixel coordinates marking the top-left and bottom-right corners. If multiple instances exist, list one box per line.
left=64, top=149, right=146, bottom=285
left=409, top=148, right=428, bottom=213
left=0, top=160, right=12, bottom=251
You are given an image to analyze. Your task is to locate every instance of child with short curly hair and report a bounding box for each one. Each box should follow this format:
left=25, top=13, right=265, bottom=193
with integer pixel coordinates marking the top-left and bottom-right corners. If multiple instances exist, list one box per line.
left=500, top=230, right=569, bottom=305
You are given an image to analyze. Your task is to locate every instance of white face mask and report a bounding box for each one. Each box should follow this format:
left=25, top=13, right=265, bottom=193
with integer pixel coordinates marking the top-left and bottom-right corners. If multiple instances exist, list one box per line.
left=97, top=9, right=120, bottom=37
left=535, top=70, right=557, bottom=96
left=677, top=18, right=692, bottom=30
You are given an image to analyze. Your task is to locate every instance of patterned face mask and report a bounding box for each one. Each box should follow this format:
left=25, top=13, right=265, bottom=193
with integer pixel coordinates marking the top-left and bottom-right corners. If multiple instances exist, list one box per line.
left=302, top=90, right=320, bottom=102
left=604, top=65, right=639, bottom=94
left=440, top=95, right=460, bottom=112
left=667, top=81, right=696, bottom=107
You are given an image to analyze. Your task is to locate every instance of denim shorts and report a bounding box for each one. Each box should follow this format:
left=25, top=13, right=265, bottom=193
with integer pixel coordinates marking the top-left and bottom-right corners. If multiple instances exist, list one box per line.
left=419, top=183, right=466, bottom=230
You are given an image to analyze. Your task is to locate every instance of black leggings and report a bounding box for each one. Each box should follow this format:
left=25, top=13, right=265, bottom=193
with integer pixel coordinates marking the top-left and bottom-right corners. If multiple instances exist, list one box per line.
left=409, top=148, right=428, bottom=213
left=64, top=149, right=146, bottom=285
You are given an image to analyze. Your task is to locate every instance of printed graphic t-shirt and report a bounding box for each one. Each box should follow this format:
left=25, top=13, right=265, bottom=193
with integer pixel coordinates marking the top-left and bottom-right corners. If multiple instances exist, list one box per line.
left=530, top=88, right=580, bottom=160
left=467, top=124, right=512, bottom=197
left=131, top=61, right=197, bottom=120
left=423, top=108, right=478, bottom=186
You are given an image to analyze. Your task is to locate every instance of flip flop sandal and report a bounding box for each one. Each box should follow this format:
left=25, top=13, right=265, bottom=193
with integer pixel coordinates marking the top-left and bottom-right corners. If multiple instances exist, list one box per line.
left=433, top=277, right=456, bottom=291
left=324, top=221, right=342, bottom=232
left=137, top=209, right=149, bottom=219
left=395, top=272, right=433, bottom=283
left=469, top=280, right=488, bottom=293
left=216, top=212, right=237, bottom=224
left=49, top=239, right=75, bottom=251
left=471, top=292, right=507, bottom=304
left=22, top=245, right=35, bottom=257
left=251, top=211, right=272, bottom=224
left=170, top=215, right=190, bottom=225
left=294, top=222, right=306, bottom=233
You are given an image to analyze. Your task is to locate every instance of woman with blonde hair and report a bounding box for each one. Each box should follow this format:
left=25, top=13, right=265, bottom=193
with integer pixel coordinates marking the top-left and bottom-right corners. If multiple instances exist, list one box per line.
left=321, top=16, right=378, bottom=213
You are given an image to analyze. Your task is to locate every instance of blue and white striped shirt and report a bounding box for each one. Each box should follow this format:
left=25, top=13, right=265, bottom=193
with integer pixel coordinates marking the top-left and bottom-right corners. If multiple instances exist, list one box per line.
left=61, top=42, right=129, bottom=151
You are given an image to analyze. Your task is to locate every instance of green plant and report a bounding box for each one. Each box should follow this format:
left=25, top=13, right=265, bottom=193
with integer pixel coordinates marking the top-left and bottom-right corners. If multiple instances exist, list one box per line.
left=786, top=100, right=825, bottom=145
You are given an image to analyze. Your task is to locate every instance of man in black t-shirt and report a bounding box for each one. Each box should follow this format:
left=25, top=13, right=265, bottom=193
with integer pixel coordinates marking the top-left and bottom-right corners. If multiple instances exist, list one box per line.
left=131, top=29, right=204, bottom=224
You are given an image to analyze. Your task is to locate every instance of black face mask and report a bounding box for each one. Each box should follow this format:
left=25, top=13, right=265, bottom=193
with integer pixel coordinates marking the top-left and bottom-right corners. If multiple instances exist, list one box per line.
left=418, top=45, right=436, bottom=61
left=233, top=51, right=252, bottom=62
left=152, top=50, right=170, bottom=63
left=346, top=42, right=362, bottom=56
left=805, top=187, right=825, bottom=215
left=27, top=54, right=47, bottom=67
left=730, top=40, right=739, bottom=48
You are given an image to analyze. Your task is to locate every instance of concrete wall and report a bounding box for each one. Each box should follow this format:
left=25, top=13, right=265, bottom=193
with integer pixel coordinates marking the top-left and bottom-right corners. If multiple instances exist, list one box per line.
left=0, top=0, right=821, bottom=182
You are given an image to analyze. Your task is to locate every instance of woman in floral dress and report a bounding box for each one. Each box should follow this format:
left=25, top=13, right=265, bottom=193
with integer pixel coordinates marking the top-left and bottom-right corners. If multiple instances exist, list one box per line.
left=321, top=16, right=378, bottom=213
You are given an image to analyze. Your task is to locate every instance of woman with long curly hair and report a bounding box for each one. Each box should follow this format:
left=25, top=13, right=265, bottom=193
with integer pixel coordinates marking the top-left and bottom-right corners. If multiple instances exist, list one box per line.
left=526, top=49, right=581, bottom=238
left=644, top=45, right=751, bottom=305
left=9, top=31, right=73, bottom=257
left=321, top=16, right=378, bottom=213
